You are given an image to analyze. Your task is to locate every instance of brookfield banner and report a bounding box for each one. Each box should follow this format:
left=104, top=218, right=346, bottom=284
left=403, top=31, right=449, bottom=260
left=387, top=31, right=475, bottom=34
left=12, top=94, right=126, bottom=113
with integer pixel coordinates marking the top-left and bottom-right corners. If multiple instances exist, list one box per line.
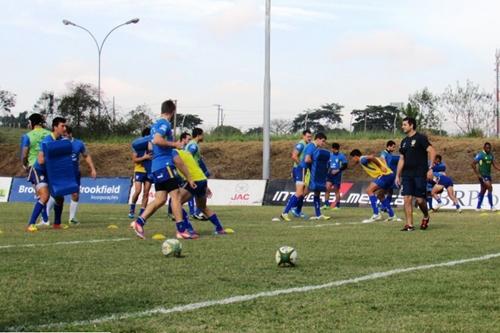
left=9, top=177, right=131, bottom=204
left=263, top=179, right=500, bottom=210
left=0, top=177, right=12, bottom=203
left=129, top=179, right=267, bottom=206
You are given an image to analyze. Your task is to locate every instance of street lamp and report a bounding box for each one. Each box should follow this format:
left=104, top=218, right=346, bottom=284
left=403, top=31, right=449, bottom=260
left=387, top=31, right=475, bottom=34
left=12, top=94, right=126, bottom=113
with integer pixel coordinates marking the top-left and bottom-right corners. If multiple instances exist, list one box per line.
left=62, top=18, right=140, bottom=119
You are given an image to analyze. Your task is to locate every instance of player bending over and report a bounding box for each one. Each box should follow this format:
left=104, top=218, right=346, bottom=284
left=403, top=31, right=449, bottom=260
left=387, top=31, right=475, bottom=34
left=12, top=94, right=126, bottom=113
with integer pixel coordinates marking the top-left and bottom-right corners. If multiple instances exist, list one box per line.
left=430, top=173, right=462, bottom=213
left=129, top=127, right=153, bottom=219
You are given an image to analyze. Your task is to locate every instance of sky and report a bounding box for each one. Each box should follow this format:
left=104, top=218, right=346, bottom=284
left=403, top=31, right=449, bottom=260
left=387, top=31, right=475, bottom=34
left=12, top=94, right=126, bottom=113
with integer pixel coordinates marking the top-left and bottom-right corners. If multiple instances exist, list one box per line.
left=1, top=0, right=500, bottom=131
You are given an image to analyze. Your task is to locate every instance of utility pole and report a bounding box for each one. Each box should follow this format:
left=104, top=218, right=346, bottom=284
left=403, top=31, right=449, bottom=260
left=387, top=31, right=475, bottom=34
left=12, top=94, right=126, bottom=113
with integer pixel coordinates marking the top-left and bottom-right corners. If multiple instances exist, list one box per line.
left=305, top=110, right=309, bottom=129
left=496, top=50, right=500, bottom=138
left=220, top=107, right=224, bottom=126
left=112, top=96, right=115, bottom=125
left=213, top=104, right=222, bottom=127
left=262, top=0, right=271, bottom=179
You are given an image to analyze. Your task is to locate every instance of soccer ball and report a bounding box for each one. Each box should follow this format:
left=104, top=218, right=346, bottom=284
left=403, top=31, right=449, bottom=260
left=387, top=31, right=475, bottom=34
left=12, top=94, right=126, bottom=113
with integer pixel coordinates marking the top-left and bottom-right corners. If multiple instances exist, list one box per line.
left=275, top=246, right=297, bottom=266
left=161, top=239, right=182, bottom=257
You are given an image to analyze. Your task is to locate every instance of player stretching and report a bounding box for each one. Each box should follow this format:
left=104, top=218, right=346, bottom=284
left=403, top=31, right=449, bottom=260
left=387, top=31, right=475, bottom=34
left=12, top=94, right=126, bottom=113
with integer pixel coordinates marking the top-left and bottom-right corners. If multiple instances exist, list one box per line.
left=379, top=140, right=399, bottom=212
left=185, top=128, right=210, bottom=220
left=430, top=172, right=462, bottom=213
left=25, top=117, right=67, bottom=231
left=428, top=154, right=446, bottom=211
left=21, top=113, right=51, bottom=226
left=323, top=142, right=347, bottom=210
left=305, top=133, right=330, bottom=220
left=132, top=100, right=197, bottom=240
left=349, top=149, right=401, bottom=223
left=281, top=129, right=312, bottom=221
left=129, top=127, right=153, bottom=219
left=472, top=142, right=500, bottom=211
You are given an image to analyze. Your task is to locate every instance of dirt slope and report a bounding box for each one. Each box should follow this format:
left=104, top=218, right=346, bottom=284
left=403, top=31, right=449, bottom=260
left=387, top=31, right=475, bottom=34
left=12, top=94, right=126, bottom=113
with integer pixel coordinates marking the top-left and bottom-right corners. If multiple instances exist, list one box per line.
left=1, top=137, right=499, bottom=183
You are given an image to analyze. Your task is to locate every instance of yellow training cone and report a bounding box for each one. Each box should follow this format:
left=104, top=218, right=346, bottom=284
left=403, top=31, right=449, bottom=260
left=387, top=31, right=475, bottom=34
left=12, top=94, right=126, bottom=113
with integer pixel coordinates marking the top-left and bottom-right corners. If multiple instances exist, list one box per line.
left=152, top=233, right=166, bottom=240
left=224, top=228, right=235, bottom=234
left=107, top=224, right=119, bottom=229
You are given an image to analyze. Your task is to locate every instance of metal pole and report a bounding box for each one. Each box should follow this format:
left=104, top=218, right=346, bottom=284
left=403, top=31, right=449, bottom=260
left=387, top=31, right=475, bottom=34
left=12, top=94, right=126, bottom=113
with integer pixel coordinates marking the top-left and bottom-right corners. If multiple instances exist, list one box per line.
left=496, top=49, right=500, bottom=138
left=263, top=0, right=271, bottom=180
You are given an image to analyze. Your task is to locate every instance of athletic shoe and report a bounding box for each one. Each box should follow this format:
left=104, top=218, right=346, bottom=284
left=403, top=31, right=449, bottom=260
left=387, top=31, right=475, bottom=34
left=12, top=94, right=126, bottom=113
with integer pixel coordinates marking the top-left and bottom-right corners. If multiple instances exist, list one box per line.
left=362, top=214, right=382, bottom=223
left=280, top=213, right=291, bottom=222
left=192, top=213, right=207, bottom=221
left=400, top=224, right=415, bottom=231
left=309, top=215, right=331, bottom=220
left=132, top=221, right=145, bottom=240
left=214, top=228, right=227, bottom=235
left=491, top=207, right=498, bottom=212
left=475, top=208, right=482, bottom=212
left=384, top=216, right=402, bottom=222
left=290, top=208, right=308, bottom=219
left=176, top=230, right=199, bottom=239
left=69, top=218, right=80, bottom=225
left=433, top=203, right=443, bottom=211
left=35, top=220, right=50, bottom=227
left=457, top=208, right=463, bottom=213
left=128, top=213, right=134, bottom=219
left=53, top=224, right=62, bottom=230
left=420, top=217, right=430, bottom=230
left=331, top=206, right=340, bottom=211
left=26, top=225, right=38, bottom=232
left=321, top=204, right=330, bottom=210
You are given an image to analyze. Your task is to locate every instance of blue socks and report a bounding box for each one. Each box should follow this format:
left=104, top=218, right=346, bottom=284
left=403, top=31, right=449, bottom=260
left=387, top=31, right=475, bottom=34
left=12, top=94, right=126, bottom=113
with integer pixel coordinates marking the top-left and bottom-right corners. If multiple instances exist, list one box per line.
left=436, top=198, right=442, bottom=204
left=208, top=214, right=223, bottom=231
left=313, top=195, right=321, bottom=217
left=427, top=197, right=433, bottom=209
left=382, top=196, right=394, bottom=217
left=136, top=216, right=146, bottom=226
left=53, top=203, right=63, bottom=225
left=41, top=204, right=49, bottom=223
left=182, top=209, right=195, bottom=232
left=139, top=208, right=145, bottom=216
left=369, top=195, right=379, bottom=215
left=28, top=200, right=45, bottom=225
left=175, top=220, right=186, bottom=233
left=188, top=198, right=195, bottom=215
left=487, top=192, right=493, bottom=208
left=129, top=203, right=136, bottom=214
left=477, top=193, right=484, bottom=209
left=296, top=196, right=304, bottom=213
left=284, top=195, right=298, bottom=214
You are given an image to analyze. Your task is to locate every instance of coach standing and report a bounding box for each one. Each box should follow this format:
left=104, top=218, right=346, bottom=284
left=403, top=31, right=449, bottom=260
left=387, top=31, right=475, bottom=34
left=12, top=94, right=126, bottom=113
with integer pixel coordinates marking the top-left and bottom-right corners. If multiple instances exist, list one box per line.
left=395, top=117, right=436, bottom=231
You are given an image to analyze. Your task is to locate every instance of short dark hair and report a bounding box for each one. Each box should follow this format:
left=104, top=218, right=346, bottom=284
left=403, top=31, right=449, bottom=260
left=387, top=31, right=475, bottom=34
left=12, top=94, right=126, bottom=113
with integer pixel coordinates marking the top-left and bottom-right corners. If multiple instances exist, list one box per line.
left=314, top=132, right=327, bottom=140
left=192, top=128, right=203, bottom=138
left=161, top=100, right=176, bottom=114
left=180, top=132, right=191, bottom=141
left=386, top=140, right=396, bottom=147
left=141, top=127, right=151, bottom=137
left=484, top=142, right=491, bottom=148
left=350, top=149, right=362, bottom=157
left=435, top=154, right=442, bottom=161
left=28, top=113, right=45, bottom=126
left=52, top=117, right=66, bottom=130
left=302, top=129, right=312, bottom=136
left=66, top=125, right=73, bottom=134
left=331, top=142, right=340, bottom=150
left=402, top=117, right=417, bottom=130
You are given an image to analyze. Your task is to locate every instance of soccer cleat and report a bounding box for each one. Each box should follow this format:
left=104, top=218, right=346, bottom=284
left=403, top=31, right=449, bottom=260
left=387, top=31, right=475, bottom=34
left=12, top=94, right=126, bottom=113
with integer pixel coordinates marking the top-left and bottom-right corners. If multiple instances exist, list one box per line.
left=362, top=214, right=382, bottom=223
left=331, top=206, right=340, bottom=211
left=384, top=216, right=402, bottom=222
left=26, top=225, right=38, bottom=232
left=176, top=230, right=199, bottom=239
left=280, top=213, right=291, bottom=222
left=69, top=218, right=80, bottom=225
left=192, top=213, right=208, bottom=221
left=420, top=217, right=430, bottom=230
left=290, top=208, right=308, bottom=219
left=36, top=220, right=50, bottom=227
left=475, top=208, right=482, bottom=212
left=457, top=208, right=463, bottom=213
left=491, top=207, right=498, bottom=212
left=132, top=221, right=146, bottom=240
left=53, top=224, right=62, bottom=230
left=434, top=203, right=443, bottom=211
left=213, top=228, right=227, bottom=235
left=128, top=213, right=135, bottom=219
left=309, top=215, right=331, bottom=221
left=400, top=224, right=415, bottom=231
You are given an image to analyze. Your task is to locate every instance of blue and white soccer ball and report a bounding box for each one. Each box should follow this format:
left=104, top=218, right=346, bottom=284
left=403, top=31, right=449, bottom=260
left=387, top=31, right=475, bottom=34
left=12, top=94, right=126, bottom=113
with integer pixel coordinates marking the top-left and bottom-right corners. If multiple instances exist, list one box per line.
left=162, top=239, right=182, bottom=257
left=275, top=246, right=297, bottom=266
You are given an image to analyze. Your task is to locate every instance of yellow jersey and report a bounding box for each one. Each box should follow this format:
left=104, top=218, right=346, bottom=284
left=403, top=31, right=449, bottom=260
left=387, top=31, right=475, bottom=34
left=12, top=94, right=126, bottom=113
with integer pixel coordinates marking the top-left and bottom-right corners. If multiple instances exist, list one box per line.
left=134, top=162, right=146, bottom=173
left=360, top=156, right=392, bottom=178
left=175, top=150, right=207, bottom=182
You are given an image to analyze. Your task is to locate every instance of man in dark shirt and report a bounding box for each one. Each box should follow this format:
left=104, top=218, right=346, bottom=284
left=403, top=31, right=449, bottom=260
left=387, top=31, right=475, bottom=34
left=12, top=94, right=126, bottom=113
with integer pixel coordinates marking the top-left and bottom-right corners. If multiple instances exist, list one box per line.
left=395, top=117, right=436, bottom=231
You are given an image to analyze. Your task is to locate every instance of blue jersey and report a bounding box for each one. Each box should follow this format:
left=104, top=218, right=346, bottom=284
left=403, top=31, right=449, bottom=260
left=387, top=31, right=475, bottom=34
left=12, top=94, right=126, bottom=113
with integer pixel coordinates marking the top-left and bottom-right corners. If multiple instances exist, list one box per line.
left=299, top=142, right=317, bottom=169
left=328, top=152, right=347, bottom=173
left=380, top=150, right=400, bottom=173
left=70, top=138, right=86, bottom=171
left=150, top=118, right=174, bottom=172
left=432, top=162, right=446, bottom=174
left=293, top=140, right=307, bottom=167
left=132, top=135, right=152, bottom=174
left=20, top=134, right=30, bottom=160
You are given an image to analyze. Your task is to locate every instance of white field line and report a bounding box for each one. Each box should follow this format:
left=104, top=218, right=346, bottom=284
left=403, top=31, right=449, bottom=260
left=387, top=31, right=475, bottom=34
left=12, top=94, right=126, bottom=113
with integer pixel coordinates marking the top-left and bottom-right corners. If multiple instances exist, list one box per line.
left=0, top=237, right=132, bottom=250
left=21, top=251, right=500, bottom=331
left=291, top=221, right=373, bottom=228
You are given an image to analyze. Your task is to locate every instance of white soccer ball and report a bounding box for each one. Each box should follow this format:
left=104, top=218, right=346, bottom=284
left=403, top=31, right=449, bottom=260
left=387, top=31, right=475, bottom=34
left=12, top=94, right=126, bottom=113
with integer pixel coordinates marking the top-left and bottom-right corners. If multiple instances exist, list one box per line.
left=162, top=239, right=182, bottom=257
left=275, top=246, right=297, bottom=266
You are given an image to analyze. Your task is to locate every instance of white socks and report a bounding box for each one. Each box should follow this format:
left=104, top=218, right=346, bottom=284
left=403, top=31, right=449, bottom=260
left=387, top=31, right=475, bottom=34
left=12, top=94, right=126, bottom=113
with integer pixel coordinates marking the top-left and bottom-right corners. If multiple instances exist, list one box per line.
left=46, top=196, right=56, bottom=218
left=69, top=200, right=79, bottom=220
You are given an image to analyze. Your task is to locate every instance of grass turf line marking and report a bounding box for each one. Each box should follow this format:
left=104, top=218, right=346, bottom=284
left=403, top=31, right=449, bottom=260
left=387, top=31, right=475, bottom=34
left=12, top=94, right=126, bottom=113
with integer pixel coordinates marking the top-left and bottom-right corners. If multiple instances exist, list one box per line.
left=23, top=251, right=500, bottom=331
left=292, top=221, right=368, bottom=228
left=0, top=237, right=132, bottom=250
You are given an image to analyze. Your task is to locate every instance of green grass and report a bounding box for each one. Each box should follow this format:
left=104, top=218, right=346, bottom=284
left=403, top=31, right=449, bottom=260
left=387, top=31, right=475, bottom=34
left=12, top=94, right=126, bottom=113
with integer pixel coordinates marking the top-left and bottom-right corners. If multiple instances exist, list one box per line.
left=1, top=204, right=500, bottom=332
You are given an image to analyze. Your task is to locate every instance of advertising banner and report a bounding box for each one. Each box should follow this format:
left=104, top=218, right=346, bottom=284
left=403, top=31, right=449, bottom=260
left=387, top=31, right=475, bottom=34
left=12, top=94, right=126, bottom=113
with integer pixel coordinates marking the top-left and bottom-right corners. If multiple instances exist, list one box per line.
left=0, top=177, right=12, bottom=203
left=9, top=177, right=131, bottom=204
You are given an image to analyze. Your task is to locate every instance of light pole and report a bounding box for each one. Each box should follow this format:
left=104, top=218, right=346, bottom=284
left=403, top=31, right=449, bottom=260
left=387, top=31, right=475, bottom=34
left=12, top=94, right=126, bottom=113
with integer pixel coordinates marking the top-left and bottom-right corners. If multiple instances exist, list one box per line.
left=263, top=0, right=271, bottom=180
left=62, top=18, right=139, bottom=119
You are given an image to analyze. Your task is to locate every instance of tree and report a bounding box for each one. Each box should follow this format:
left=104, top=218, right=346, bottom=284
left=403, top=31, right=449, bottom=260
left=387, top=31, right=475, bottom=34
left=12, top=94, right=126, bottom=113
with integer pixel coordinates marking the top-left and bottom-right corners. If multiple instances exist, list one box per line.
left=0, top=88, right=16, bottom=114
left=211, top=125, right=242, bottom=136
left=176, top=113, right=203, bottom=130
left=246, top=127, right=263, bottom=135
left=271, top=119, right=292, bottom=135
left=292, top=103, right=343, bottom=132
left=58, top=83, right=100, bottom=133
left=33, top=91, right=58, bottom=119
left=409, top=88, right=443, bottom=131
left=440, top=80, right=494, bottom=135
left=126, top=104, right=153, bottom=133
left=351, top=105, right=398, bottom=132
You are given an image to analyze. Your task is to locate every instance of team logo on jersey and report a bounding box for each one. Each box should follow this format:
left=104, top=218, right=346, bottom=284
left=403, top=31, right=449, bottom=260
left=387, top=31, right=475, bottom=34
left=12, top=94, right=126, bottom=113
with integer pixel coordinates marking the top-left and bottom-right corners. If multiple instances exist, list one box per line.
left=411, top=140, right=416, bottom=147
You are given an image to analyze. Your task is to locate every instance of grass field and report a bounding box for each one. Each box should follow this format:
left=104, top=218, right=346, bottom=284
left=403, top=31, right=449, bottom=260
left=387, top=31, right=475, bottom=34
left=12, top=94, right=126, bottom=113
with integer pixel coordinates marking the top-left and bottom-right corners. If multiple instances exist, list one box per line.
left=1, top=203, right=500, bottom=332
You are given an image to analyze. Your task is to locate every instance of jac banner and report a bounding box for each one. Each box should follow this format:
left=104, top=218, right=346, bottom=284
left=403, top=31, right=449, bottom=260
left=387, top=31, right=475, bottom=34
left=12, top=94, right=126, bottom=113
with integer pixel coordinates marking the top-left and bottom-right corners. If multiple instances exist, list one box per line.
left=129, top=179, right=267, bottom=206
left=9, top=177, right=131, bottom=204
left=0, top=177, right=12, bottom=203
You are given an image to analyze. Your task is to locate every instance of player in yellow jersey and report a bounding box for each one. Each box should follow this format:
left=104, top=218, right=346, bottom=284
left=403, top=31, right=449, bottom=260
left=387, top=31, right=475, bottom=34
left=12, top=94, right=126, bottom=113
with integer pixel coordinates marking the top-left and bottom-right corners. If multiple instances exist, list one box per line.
left=173, top=145, right=228, bottom=235
left=349, top=149, right=401, bottom=223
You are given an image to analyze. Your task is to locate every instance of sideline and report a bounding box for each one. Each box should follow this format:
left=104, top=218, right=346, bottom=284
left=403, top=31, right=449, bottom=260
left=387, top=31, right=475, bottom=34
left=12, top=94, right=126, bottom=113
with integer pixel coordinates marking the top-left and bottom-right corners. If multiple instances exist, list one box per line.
left=0, top=237, right=132, bottom=250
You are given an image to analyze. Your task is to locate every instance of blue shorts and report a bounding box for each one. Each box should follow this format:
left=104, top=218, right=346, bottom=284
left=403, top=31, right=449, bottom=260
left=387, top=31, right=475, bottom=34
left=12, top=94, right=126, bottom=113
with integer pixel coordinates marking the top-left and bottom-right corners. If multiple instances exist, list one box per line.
left=185, top=180, right=208, bottom=198
left=437, top=175, right=453, bottom=188
left=426, top=181, right=434, bottom=192
left=152, top=166, right=178, bottom=184
left=326, top=173, right=342, bottom=187
left=134, top=172, right=152, bottom=183
left=292, top=167, right=306, bottom=183
left=374, top=173, right=395, bottom=191
left=309, top=180, right=326, bottom=193
left=27, top=166, right=48, bottom=187
left=75, top=171, right=81, bottom=187
left=480, top=175, right=492, bottom=183
left=401, top=176, right=427, bottom=198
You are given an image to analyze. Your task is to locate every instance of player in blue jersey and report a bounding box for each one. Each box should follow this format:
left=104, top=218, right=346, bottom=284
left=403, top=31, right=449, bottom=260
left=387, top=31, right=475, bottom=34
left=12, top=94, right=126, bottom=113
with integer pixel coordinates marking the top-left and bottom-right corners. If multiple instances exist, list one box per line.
left=281, top=129, right=312, bottom=221
left=429, top=172, right=462, bottom=213
left=323, top=143, right=347, bottom=210
left=132, top=100, right=197, bottom=240
left=129, top=127, right=153, bottom=219
left=379, top=140, right=399, bottom=212
left=64, top=126, right=96, bottom=224
left=427, top=154, right=446, bottom=211
left=472, top=142, right=500, bottom=211
left=25, top=117, right=67, bottom=232
left=304, top=133, right=330, bottom=220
